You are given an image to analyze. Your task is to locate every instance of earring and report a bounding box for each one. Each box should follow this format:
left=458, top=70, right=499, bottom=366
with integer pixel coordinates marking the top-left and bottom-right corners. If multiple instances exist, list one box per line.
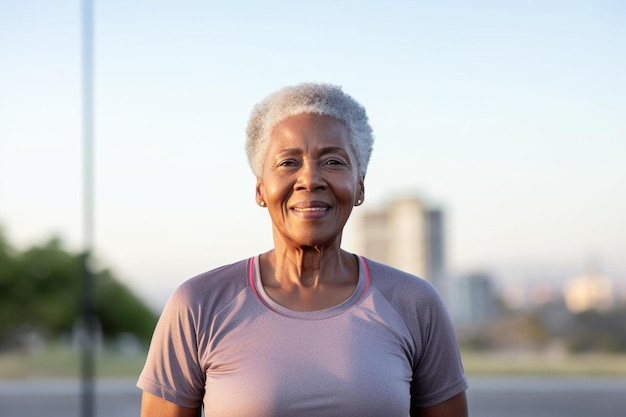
left=356, top=199, right=362, bottom=205
left=259, top=201, right=266, bottom=207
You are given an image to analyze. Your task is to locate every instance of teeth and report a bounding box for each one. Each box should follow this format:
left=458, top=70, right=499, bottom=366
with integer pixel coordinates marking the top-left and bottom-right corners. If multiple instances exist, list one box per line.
left=294, top=207, right=327, bottom=212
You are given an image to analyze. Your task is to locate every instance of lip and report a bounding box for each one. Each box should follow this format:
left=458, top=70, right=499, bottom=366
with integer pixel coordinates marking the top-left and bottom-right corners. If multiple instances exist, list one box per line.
left=290, top=201, right=331, bottom=218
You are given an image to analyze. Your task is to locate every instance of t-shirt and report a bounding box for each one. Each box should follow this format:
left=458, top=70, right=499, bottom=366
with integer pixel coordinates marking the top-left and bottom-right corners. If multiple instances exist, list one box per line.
left=137, top=255, right=468, bottom=416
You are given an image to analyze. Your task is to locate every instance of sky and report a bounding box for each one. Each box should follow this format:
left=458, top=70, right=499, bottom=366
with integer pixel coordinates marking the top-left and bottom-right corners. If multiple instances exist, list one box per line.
left=1, top=0, right=625, bottom=309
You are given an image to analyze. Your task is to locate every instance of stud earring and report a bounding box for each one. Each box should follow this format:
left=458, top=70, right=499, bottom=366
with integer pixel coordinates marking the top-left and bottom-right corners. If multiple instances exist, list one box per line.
left=356, top=199, right=362, bottom=205
left=259, top=201, right=266, bottom=207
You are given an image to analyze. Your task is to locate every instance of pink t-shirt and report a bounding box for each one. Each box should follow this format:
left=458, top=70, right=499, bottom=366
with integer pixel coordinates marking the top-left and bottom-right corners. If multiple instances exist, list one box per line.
left=138, top=255, right=467, bottom=416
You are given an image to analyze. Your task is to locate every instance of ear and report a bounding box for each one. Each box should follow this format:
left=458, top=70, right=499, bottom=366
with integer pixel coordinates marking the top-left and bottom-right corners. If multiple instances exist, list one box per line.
left=355, top=176, right=365, bottom=206
left=255, top=177, right=265, bottom=207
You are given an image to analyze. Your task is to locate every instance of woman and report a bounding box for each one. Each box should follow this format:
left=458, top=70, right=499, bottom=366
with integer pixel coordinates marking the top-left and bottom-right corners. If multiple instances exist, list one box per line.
left=138, top=83, right=469, bottom=417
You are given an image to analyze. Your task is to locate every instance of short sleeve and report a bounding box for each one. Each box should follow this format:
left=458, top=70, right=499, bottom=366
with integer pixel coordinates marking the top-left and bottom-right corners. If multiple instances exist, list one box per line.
left=137, top=283, right=205, bottom=408
left=410, top=287, right=468, bottom=407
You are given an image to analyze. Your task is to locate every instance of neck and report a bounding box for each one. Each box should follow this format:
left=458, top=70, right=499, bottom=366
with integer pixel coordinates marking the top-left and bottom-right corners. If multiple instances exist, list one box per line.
left=259, top=234, right=360, bottom=311
left=262, top=237, right=353, bottom=289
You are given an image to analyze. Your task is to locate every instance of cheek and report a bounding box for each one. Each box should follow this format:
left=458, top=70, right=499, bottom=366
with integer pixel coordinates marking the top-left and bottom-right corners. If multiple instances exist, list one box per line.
left=341, top=176, right=362, bottom=197
left=263, top=183, right=281, bottom=200
left=259, top=178, right=289, bottom=205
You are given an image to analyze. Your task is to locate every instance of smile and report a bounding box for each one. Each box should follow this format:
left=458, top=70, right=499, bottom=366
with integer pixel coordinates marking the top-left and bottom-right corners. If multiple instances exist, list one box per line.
left=292, top=207, right=329, bottom=212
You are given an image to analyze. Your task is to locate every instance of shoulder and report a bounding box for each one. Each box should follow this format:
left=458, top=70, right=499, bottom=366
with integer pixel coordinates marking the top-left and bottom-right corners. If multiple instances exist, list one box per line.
left=363, top=257, right=441, bottom=305
left=362, top=257, right=452, bottom=336
left=165, top=258, right=251, bottom=315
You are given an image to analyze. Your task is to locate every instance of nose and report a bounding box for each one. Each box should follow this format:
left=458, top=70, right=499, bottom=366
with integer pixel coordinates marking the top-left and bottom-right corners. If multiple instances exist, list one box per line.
left=295, top=161, right=326, bottom=191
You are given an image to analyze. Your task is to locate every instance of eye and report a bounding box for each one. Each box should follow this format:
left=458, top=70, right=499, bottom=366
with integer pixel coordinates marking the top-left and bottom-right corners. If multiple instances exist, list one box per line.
left=277, top=159, right=298, bottom=167
left=324, top=158, right=347, bottom=166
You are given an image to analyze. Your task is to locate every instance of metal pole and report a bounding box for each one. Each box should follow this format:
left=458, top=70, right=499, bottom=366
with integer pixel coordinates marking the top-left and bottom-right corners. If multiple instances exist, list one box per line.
left=81, top=0, right=96, bottom=416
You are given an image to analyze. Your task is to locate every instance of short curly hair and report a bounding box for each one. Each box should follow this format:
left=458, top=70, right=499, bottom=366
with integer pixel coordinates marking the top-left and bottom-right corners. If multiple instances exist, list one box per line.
left=246, top=82, right=374, bottom=178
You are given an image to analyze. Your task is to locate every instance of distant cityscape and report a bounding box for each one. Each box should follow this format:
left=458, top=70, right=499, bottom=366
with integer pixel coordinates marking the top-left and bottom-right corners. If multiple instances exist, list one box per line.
left=353, top=194, right=626, bottom=352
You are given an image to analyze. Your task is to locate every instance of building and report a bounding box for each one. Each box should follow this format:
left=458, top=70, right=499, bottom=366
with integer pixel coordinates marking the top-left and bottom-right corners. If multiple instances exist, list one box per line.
left=352, top=195, right=447, bottom=297
left=449, top=273, right=496, bottom=326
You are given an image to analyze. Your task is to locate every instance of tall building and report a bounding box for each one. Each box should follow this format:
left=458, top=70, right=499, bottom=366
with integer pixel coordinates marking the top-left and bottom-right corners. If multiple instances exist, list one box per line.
left=353, top=195, right=446, bottom=296
left=449, top=273, right=496, bottom=326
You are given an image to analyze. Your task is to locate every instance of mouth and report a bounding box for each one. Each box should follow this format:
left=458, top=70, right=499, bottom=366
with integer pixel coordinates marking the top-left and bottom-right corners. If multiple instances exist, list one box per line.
left=290, top=201, right=331, bottom=216
left=292, top=206, right=329, bottom=212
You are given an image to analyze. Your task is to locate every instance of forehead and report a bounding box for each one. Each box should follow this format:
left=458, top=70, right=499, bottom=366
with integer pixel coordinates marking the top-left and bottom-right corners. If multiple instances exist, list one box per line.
left=268, top=113, right=351, bottom=151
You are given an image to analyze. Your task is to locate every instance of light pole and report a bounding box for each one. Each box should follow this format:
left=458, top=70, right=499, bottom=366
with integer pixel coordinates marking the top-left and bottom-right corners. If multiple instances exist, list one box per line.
left=81, top=0, right=96, bottom=416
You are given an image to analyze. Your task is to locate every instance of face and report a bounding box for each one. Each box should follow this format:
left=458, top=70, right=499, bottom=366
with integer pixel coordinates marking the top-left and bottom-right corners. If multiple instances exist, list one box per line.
left=256, top=113, right=365, bottom=249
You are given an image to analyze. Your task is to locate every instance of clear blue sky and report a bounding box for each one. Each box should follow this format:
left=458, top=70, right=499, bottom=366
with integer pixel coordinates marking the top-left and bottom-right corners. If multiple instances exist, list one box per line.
left=1, top=0, right=625, bottom=308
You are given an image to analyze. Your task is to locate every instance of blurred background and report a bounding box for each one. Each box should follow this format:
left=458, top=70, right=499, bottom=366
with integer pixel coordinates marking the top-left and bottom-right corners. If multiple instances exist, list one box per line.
left=1, top=0, right=625, bottom=416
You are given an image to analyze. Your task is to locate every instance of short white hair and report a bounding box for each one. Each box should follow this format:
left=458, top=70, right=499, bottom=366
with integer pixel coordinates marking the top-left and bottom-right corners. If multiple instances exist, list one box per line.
left=246, top=82, right=374, bottom=178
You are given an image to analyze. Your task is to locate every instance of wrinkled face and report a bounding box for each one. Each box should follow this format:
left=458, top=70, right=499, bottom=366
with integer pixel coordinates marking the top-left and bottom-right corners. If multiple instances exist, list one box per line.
left=256, top=113, right=365, bottom=249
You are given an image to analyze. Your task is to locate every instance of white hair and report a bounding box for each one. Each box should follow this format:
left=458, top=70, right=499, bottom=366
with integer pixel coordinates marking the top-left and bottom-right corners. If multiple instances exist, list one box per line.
left=246, top=82, right=374, bottom=178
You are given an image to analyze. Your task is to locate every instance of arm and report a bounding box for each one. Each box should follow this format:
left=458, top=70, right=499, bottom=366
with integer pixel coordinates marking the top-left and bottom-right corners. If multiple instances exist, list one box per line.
left=410, top=392, right=468, bottom=417
left=140, top=391, right=201, bottom=417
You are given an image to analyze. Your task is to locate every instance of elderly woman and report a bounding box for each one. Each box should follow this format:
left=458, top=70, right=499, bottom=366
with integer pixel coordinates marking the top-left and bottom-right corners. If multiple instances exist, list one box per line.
left=138, top=83, right=469, bottom=417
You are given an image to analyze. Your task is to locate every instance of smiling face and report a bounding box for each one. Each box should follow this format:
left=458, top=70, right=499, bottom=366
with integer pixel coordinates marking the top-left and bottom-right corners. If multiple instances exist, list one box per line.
left=256, top=113, right=365, bottom=250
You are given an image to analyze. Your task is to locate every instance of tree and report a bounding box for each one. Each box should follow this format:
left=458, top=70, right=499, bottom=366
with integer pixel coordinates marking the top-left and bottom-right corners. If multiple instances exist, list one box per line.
left=568, top=306, right=626, bottom=353
left=0, top=229, right=157, bottom=348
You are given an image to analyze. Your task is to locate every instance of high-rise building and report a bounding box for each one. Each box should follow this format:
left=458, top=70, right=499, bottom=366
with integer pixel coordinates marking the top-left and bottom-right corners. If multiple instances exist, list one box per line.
left=352, top=195, right=446, bottom=296
left=449, top=273, right=496, bottom=326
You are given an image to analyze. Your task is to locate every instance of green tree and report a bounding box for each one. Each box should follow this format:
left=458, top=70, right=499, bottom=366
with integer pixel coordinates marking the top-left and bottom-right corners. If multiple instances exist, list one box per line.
left=0, top=229, right=157, bottom=347
left=0, top=230, right=20, bottom=339
left=568, top=306, right=626, bottom=353
left=96, top=267, right=157, bottom=341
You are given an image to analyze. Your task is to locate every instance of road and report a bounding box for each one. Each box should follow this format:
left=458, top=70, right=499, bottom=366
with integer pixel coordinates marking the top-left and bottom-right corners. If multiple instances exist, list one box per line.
left=1, top=376, right=625, bottom=416
left=467, top=376, right=626, bottom=417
